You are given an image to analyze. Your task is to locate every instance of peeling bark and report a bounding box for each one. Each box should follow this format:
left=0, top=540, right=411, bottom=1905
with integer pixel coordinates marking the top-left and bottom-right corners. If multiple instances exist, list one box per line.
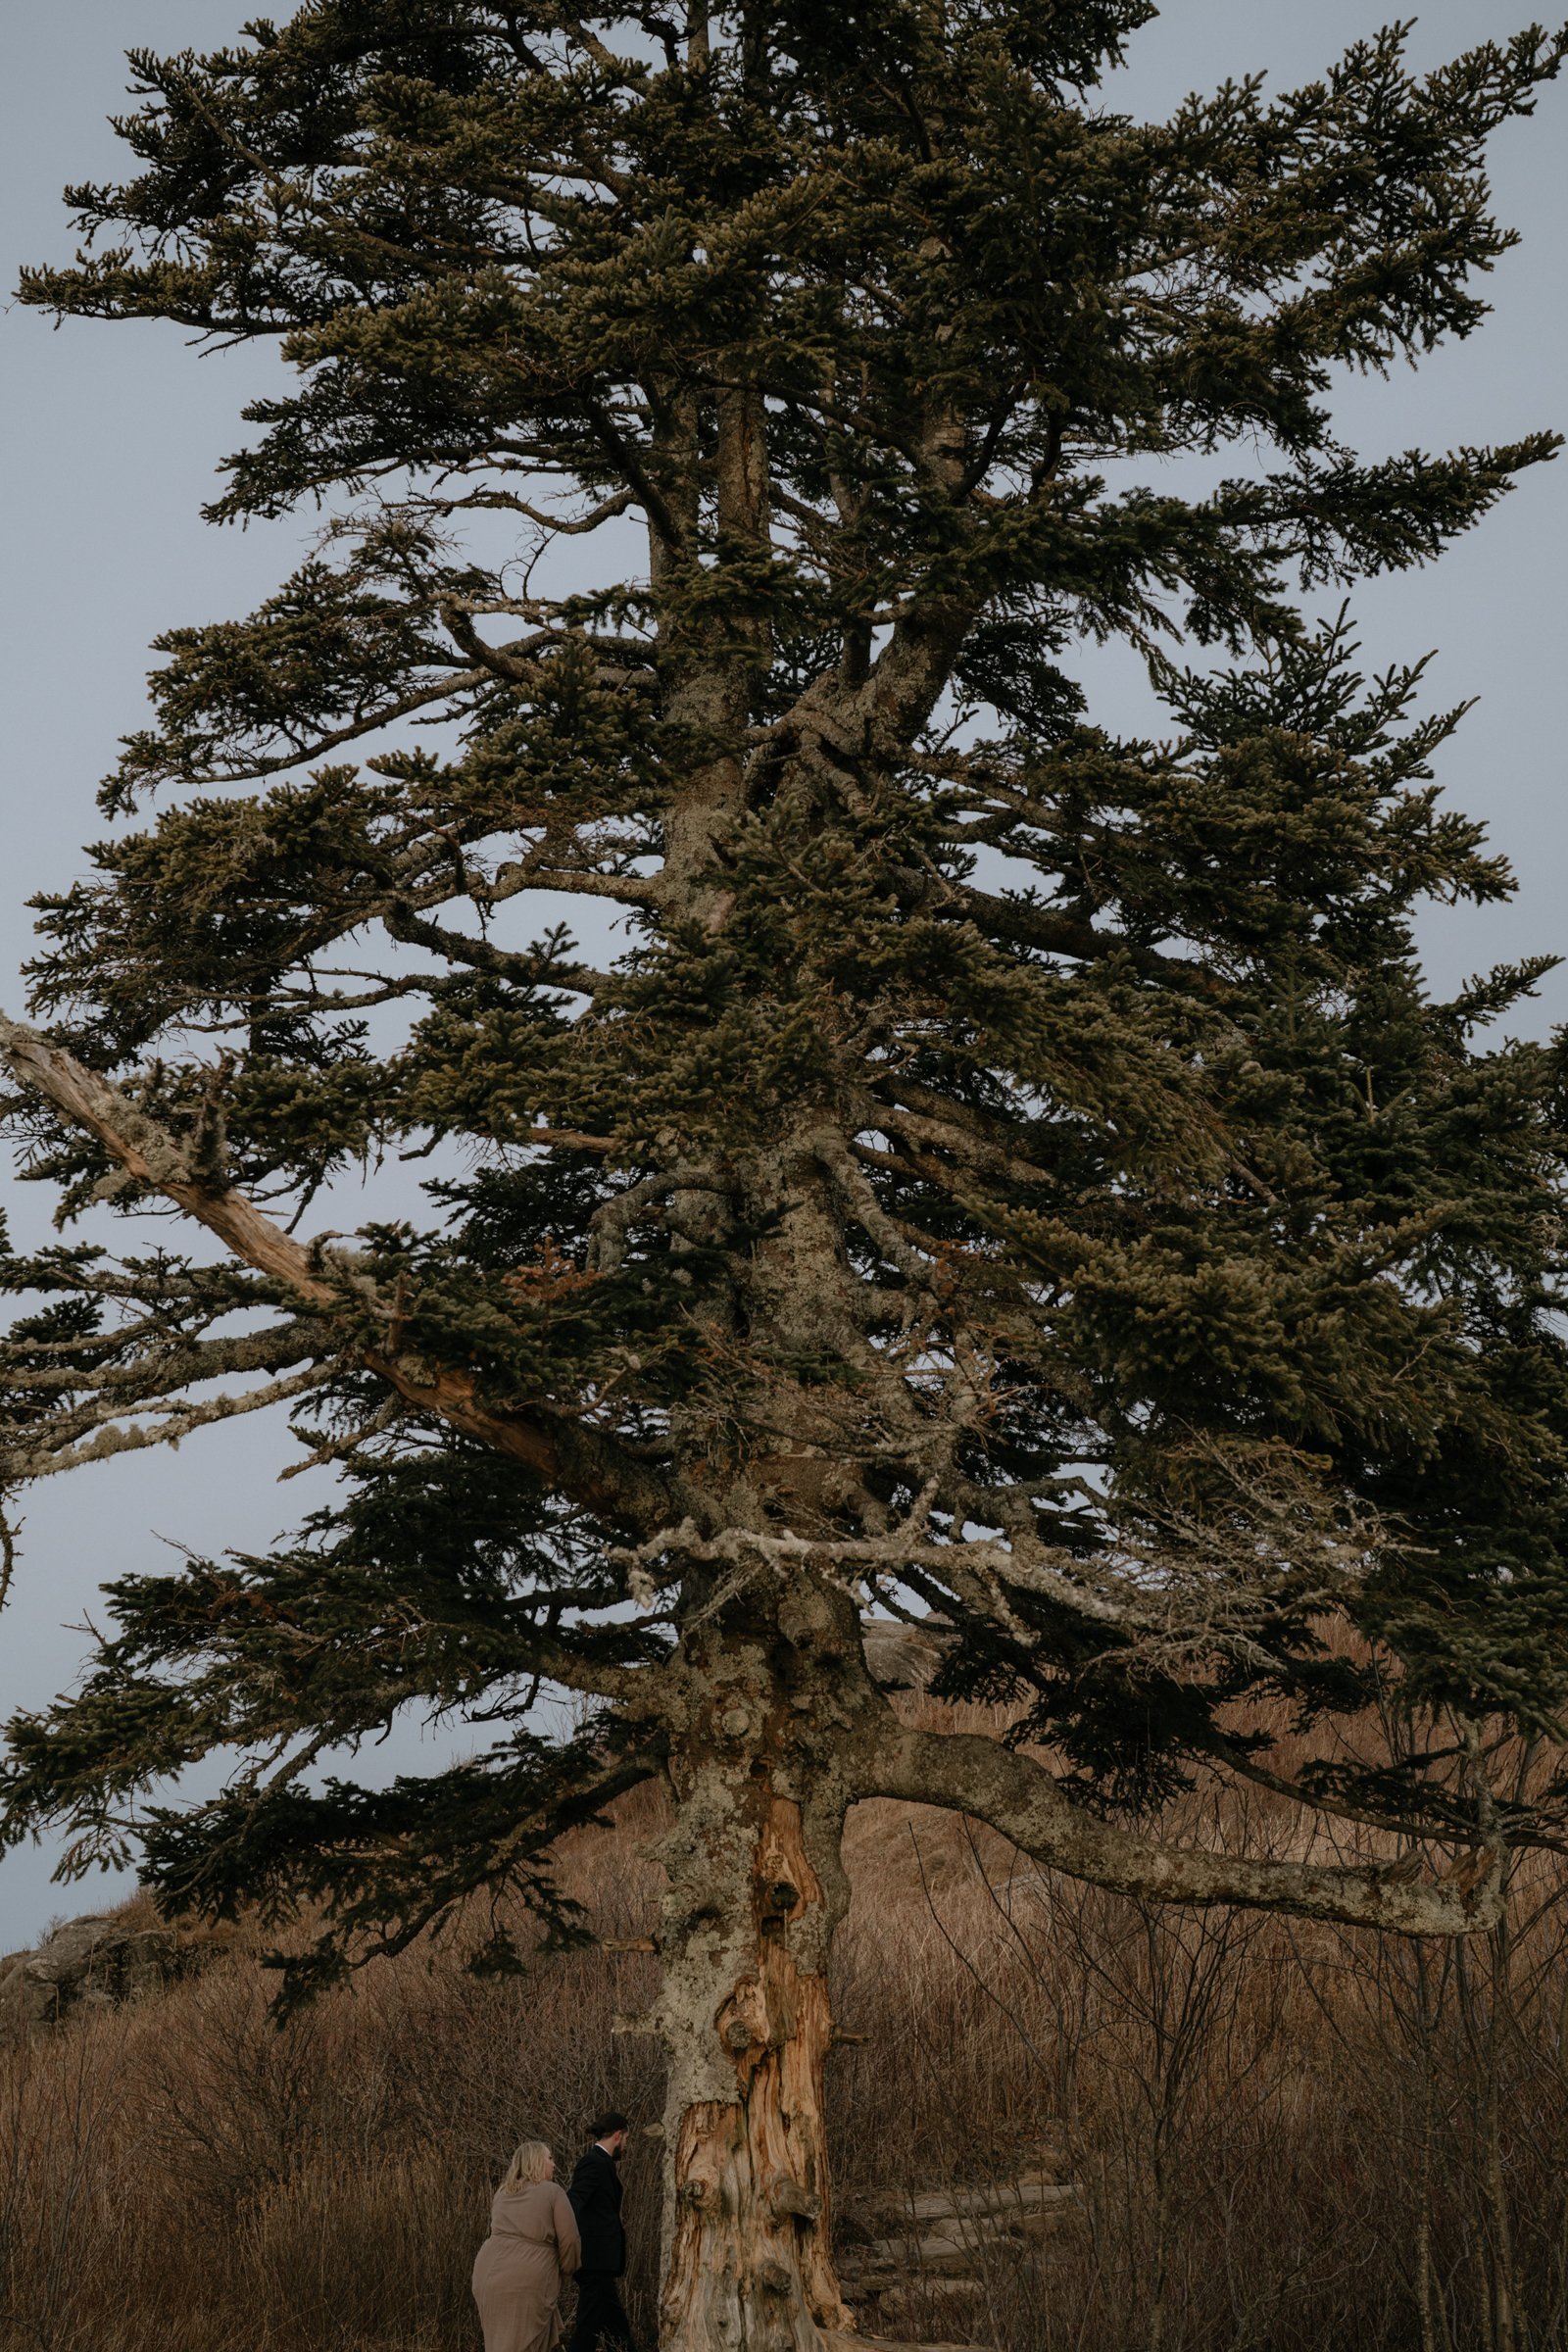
left=653, top=1620, right=858, bottom=2352
left=656, top=1780, right=851, bottom=2352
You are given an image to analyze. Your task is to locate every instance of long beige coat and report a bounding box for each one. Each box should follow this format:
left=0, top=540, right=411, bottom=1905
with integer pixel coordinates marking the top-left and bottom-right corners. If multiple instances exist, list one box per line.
left=472, top=2181, right=582, bottom=2352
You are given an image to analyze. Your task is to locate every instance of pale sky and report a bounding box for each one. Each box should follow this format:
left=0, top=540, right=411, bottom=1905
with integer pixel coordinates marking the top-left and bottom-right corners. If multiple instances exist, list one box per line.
left=2, top=0, right=1565, bottom=1947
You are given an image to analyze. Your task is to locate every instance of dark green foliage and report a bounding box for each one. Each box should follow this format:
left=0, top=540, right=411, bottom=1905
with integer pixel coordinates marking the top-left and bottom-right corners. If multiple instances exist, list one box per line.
left=4, top=1, right=1568, bottom=1962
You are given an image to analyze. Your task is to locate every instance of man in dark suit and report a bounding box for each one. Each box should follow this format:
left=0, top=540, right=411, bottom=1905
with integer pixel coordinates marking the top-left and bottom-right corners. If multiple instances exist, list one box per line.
left=567, top=2109, right=637, bottom=2352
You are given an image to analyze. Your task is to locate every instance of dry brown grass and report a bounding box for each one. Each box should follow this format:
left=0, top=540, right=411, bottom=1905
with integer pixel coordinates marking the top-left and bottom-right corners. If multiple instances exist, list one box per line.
left=4, top=1750, right=1568, bottom=2352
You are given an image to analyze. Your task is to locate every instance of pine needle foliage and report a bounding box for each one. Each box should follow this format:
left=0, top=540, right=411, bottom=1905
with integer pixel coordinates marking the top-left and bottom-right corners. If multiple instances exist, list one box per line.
left=4, top=0, right=1568, bottom=1985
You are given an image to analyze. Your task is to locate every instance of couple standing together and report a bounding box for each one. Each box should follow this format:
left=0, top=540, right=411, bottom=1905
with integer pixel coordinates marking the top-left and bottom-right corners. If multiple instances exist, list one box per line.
left=472, top=2110, right=638, bottom=2352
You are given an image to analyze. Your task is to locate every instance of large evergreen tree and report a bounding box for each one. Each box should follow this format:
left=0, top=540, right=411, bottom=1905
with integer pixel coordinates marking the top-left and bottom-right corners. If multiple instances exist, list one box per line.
left=5, top=6, right=1568, bottom=2344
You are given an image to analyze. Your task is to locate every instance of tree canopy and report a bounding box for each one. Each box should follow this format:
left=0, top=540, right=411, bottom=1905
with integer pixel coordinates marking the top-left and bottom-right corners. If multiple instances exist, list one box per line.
left=3, top=0, right=1568, bottom=2003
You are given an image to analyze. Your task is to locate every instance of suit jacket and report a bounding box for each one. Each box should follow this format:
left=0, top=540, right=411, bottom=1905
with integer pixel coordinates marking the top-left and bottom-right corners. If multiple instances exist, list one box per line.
left=567, top=2144, right=627, bottom=2276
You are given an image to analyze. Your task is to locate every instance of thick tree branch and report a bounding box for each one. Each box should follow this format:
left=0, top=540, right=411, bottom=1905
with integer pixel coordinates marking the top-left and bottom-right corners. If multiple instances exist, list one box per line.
left=382, top=901, right=608, bottom=993
left=164, top=664, right=490, bottom=786
left=520, top=1632, right=662, bottom=1707
left=8, top=1361, right=334, bottom=1479
left=0, top=1013, right=696, bottom=1537
left=580, top=398, right=686, bottom=551
left=949, top=883, right=1215, bottom=990
left=859, top=1722, right=1505, bottom=1935
left=429, top=485, right=635, bottom=533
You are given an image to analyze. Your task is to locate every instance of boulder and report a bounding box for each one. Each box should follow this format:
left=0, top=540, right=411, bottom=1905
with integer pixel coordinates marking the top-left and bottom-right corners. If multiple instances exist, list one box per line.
left=0, top=1911, right=188, bottom=2041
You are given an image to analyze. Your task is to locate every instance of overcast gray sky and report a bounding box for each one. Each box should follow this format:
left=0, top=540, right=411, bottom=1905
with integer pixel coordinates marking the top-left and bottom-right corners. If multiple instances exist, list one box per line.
left=2, top=1, right=1565, bottom=1949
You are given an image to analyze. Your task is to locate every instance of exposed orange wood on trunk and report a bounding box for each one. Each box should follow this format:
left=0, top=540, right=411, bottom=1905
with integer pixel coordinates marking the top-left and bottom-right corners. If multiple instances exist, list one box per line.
left=662, top=1796, right=850, bottom=2352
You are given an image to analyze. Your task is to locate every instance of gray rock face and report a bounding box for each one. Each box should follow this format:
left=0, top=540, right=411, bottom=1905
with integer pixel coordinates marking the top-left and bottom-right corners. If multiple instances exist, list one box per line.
left=0, top=1913, right=184, bottom=2040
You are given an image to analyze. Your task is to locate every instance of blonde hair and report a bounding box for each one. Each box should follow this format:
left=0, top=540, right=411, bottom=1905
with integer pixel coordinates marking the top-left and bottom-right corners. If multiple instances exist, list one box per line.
left=500, top=2138, right=554, bottom=2194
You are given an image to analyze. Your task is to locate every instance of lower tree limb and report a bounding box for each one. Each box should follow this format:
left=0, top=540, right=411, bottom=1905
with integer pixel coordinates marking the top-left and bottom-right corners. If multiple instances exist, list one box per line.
left=860, top=1724, right=1504, bottom=1936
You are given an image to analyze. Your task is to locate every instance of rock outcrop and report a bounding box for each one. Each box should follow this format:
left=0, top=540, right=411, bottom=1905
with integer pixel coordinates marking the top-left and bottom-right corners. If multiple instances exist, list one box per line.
left=0, top=1911, right=191, bottom=2040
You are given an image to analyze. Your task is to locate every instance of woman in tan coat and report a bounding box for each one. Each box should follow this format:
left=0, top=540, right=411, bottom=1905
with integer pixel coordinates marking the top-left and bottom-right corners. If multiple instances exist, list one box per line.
left=472, top=2138, right=582, bottom=2352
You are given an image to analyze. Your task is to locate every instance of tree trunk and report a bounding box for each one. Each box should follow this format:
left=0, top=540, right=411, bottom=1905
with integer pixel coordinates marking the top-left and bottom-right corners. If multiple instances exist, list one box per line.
left=655, top=1746, right=854, bottom=2352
